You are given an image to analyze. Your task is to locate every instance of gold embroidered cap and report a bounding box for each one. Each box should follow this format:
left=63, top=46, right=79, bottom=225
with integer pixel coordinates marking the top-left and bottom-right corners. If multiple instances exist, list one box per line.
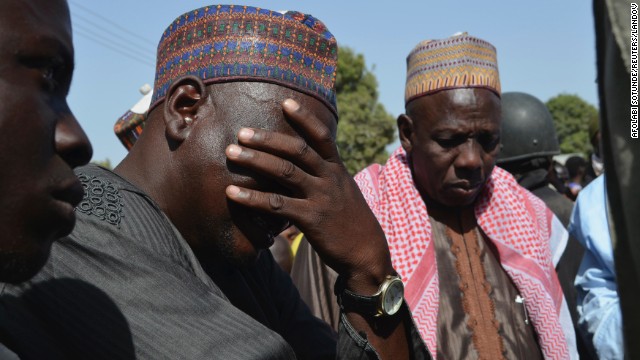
left=405, top=33, right=501, bottom=104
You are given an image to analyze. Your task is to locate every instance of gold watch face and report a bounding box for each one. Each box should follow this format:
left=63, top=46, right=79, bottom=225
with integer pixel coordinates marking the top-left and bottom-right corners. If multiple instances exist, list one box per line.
left=381, top=278, right=404, bottom=316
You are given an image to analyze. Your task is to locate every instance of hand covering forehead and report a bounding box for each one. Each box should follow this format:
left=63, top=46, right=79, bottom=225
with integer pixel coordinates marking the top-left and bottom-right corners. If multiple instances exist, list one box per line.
left=404, top=33, right=501, bottom=105
left=115, top=4, right=339, bottom=151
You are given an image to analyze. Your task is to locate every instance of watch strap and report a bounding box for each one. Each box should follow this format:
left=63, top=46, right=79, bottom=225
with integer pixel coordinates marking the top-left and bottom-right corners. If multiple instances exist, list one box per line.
left=337, top=286, right=380, bottom=316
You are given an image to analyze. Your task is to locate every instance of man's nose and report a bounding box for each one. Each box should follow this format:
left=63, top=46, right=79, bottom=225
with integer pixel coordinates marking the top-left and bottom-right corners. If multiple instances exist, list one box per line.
left=55, top=112, right=93, bottom=168
left=455, top=139, right=482, bottom=171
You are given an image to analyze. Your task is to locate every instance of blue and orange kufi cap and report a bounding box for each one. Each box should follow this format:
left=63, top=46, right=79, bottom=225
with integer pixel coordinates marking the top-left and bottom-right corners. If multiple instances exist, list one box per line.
left=404, top=32, right=501, bottom=105
left=115, top=4, right=338, bottom=150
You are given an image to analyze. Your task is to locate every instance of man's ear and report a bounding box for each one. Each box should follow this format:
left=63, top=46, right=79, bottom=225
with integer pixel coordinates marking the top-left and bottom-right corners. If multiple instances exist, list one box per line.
left=397, top=113, right=415, bottom=154
left=164, top=75, right=208, bottom=143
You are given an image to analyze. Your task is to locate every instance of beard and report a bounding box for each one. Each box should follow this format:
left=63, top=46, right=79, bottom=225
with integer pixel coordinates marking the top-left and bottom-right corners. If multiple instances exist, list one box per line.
left=207, top=221, right=258, bottom=269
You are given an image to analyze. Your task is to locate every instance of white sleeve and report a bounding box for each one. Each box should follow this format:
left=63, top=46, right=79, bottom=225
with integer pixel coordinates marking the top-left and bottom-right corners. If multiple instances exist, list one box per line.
left=549, top=214, right=569, bottom=267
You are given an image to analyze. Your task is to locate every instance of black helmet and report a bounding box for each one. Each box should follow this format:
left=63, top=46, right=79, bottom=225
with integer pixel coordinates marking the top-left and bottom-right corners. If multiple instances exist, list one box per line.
left=496, top=92, right=560, bottom=164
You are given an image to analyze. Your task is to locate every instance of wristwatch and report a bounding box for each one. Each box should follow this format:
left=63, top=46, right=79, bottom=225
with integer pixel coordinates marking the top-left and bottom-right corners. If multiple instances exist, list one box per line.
left=336, top=275, right=405, bottom=317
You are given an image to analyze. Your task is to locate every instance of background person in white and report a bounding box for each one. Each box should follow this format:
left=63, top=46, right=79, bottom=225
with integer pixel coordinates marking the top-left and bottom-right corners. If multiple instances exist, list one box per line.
left=570, top=175, right=623, bottom=359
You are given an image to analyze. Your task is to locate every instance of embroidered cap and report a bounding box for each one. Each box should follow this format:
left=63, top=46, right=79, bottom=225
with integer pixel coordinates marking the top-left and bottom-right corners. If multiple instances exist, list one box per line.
left=114, top=85, right=153, bottom=150
left=405, top=33, right=501, bottom=104
left=150, top=4, right=338, bottom=115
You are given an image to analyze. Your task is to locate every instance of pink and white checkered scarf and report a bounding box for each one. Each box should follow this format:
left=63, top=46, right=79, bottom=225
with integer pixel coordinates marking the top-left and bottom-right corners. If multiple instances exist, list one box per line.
left=354, top=147, right=576, bottom=359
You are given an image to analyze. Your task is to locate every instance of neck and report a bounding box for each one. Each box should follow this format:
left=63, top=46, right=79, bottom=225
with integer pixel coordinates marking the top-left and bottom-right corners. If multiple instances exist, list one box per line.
left=427, top=202, right=476, bottom=232
left=114, top=146, right=169, bottom=208
left=424, top=196, right=474, bottom=216
left=114, top=135, right=202, bottom=247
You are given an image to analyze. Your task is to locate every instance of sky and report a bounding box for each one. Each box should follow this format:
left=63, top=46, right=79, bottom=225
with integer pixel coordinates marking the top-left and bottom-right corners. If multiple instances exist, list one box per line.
left=67, top=0, right=599, bottom=165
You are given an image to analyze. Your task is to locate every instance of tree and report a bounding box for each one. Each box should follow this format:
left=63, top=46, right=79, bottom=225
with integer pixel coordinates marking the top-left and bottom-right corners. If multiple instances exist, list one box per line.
left=546, top=94, right=598, bottom=155
left=335, top=47, right=396, bottom=175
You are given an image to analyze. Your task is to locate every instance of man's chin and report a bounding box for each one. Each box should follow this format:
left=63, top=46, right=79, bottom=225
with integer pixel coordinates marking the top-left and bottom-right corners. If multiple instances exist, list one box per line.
left=434, top=188, right=483, bottom=209
left=227, top=202, right=288, bottom=252
left=210, top=229, right=261, bottom=268
left=0, top=244, right=51, bottom=284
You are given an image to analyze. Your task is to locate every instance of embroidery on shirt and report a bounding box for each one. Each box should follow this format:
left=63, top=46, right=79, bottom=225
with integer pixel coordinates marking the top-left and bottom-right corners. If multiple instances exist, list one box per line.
left=447, top=225, right=506, bottom=360
left=76, top=173, right=124, bottom=227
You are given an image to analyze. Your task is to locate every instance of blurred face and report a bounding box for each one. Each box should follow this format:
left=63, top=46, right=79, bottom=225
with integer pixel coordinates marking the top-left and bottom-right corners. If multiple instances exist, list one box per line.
left=401, top=88, right=501, bottom=208
left=181, top=82, right=336, bottom=265
left=0, top=0, right=92, bottom=283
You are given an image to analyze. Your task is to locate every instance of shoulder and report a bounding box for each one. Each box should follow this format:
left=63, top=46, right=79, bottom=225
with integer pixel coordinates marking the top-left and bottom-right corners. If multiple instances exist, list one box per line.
left=74, top=164, right=127, bottom=228
left=491, top=167, right=547, bottom=209
left=570, top=175, right=609, bottom=247
left=490, top=167, right=555, bottom=233
left=571, top=175, right=607, bottom=228
left=67, top=165, right=199, bottom=275
left=531, top=186, right=574, bottom=227
left=73, top=164, right=164, bottom=233
left=575, top=175, right=606, bottom=208
left=354, top=163, right=383, bottom=186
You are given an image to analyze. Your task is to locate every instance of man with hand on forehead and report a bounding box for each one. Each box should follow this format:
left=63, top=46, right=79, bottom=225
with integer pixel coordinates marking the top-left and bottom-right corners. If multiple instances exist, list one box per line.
left=1, top=5, right=430, bottom=359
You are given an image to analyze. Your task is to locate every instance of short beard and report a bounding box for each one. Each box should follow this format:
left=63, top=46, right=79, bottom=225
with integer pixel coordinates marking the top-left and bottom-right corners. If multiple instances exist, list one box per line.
left=206, top=221, right=256, bottom=269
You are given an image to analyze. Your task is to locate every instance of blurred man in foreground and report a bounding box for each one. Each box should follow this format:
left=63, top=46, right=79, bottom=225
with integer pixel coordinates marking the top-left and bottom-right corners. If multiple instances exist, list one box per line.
left=0, top=0, right=92, bottom=284
left=0, top=0, right=93, bottom=357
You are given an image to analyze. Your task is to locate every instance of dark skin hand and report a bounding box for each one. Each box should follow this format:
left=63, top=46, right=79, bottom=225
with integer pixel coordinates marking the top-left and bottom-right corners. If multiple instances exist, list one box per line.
left=225, top=99, right=409, bottom=359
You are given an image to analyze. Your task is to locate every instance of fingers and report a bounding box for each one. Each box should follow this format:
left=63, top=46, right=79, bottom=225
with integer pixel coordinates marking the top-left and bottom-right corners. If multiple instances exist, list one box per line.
left=282, top=99, right=340, bottom=162
left=234, top=127, right=323, bottom=176
left=225, top=184, right=308, bottom=221
left=223, top=98, right=342, bottom=232
left=226, top=143, right=314, bottom=193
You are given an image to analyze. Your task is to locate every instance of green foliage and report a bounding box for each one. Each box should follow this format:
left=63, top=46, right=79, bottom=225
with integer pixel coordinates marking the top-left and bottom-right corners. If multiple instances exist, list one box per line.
left=335, top=47, right=396, bottom=175
left=92, top=158, right=112, bottom=170
left=546, top=94, right=598, bottom=155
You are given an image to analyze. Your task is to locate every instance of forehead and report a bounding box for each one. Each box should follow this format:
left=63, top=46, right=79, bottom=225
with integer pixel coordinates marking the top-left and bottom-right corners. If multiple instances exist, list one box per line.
left=212, top=82, right=337, bottom=135
left=0, top=0, right=72, bottom=51
left=408, top=88, right=501, bottom=131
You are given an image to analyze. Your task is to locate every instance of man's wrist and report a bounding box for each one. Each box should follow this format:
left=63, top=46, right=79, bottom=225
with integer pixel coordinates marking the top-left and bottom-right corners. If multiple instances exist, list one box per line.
left=335, top=273, right=405, bottom=318
left=342, top=262, right=395, bottom=295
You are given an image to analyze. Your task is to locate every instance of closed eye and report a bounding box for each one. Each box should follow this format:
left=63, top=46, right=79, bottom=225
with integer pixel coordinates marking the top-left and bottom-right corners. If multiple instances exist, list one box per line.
left=435, top=136, right=466, bottom=148
left=478, top=133, right=500, bottom=151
